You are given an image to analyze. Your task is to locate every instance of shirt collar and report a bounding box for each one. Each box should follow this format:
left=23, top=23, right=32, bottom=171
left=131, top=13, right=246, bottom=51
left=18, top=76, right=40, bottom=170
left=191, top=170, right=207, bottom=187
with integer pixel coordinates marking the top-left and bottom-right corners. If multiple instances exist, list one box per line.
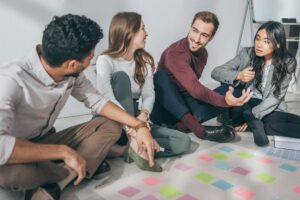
left=25, top=45, right=57, bottom=87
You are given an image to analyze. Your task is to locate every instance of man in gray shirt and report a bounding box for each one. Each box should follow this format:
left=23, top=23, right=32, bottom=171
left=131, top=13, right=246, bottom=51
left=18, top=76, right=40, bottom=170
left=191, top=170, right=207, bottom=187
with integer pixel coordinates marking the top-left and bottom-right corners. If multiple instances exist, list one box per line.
left=0, top=14, right=157, bottom=200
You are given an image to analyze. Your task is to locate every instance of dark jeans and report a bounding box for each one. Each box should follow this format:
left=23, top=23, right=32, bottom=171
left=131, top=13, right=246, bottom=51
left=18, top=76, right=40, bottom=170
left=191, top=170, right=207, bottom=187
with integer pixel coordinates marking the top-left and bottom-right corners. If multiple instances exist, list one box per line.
left=150, top=69, right=227, bottom=125
left=228, top=85, right=300, bottom=138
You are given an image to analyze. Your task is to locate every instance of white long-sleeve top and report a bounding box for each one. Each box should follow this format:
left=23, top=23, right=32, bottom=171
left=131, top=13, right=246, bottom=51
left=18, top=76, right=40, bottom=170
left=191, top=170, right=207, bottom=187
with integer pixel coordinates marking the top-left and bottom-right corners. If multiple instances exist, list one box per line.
left=96, top=55, right=155, bottom=113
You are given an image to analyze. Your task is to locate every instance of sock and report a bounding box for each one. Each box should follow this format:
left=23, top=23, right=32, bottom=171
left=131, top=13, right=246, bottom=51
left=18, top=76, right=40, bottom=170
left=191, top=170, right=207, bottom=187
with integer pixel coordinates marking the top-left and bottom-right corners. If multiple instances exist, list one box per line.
left=180, top=113, right=205, bottom=138
left=57, top=166, right=77, bottom=190
left=247, top=120, right=269, bottom=146
left=175, top=121, right=190, bottom=133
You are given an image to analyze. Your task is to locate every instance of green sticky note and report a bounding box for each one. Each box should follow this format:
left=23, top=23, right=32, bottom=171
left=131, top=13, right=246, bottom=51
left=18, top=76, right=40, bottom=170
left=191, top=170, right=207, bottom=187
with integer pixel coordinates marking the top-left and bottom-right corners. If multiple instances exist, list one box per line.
left=159, top=185, right=182, bottom=198
left=212, top=153, right=228, bottom=160
left=195, top=172, right=214, bottom=183
left=256, top=172, right=276, bottom=183
left=239, top=151, right=255, bottom=158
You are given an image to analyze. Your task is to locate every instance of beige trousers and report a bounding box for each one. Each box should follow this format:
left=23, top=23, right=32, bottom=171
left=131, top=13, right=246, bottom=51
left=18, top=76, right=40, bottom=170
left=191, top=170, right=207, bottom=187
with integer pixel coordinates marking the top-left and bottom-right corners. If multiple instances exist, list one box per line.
left=0, top=116, right=122, bottom=190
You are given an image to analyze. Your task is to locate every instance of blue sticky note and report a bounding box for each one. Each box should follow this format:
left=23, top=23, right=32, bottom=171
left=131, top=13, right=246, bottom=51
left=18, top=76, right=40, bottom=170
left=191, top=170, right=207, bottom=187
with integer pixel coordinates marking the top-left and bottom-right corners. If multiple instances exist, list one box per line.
left=214, top=162, right=232, bottom=171
left=279, top=163, right=298, bottom=172
left=212, top=179, right=233, bottom=190
left=219, top=146, right=234, bottom=153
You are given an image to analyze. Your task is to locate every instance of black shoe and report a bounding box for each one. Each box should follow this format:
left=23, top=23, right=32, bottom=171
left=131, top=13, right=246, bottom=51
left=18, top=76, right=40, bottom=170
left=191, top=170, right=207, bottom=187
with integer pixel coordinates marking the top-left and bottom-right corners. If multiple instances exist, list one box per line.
left=25, top=183, right=61, bottom=200
left=201, top=125, right=236, bottom=143
left=93, top=160, right=111, bottom=176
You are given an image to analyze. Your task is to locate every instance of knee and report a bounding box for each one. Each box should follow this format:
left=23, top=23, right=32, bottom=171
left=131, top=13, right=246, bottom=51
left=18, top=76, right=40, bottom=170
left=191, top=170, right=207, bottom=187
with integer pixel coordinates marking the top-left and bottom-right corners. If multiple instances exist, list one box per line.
left=111, top=71, right=131, bottom=86
left=171, top=133, right=191, bottom=155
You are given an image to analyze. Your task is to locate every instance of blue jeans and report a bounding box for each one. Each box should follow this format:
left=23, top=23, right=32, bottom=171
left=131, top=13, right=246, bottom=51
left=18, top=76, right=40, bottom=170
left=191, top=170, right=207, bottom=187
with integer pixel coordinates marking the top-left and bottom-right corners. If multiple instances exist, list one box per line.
left=150, top=69, right=227, bottom=125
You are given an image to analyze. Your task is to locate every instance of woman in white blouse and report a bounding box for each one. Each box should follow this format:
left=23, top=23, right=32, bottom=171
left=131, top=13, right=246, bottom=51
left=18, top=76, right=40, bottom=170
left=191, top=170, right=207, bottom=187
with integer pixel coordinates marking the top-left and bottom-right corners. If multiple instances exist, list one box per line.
left=96, top=12, right=191, bottom=172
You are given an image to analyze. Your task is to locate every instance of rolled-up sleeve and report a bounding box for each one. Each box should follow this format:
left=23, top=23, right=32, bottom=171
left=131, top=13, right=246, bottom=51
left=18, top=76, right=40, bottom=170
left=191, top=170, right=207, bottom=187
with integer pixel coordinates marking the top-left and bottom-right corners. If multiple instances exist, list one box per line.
left=0, top=135, right=16, bottom=165
left=71, top=72, right=109, bottom=115
left=0, top=76, right=20, bottom=165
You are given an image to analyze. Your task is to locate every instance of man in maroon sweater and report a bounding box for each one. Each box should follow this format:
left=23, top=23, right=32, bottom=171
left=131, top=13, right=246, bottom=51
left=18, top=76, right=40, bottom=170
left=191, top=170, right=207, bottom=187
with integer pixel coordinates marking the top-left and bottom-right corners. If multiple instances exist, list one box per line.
left=150, top=11, right=252, bottom=142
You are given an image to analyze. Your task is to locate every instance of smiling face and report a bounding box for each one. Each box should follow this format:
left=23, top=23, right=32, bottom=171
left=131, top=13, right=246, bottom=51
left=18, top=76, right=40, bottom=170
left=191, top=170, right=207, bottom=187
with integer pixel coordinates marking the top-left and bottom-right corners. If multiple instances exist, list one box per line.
left=131, top=20, right=148, bottom=50
left=187, top=18, right=214, bottom=52
left=254, top=28, right=276, bottom=61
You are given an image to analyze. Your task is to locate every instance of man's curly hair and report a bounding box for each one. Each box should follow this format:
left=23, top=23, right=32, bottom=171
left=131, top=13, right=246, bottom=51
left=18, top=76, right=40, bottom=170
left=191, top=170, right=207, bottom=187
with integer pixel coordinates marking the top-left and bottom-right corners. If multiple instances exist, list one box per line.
left=42, top=14, right=103, bottom=66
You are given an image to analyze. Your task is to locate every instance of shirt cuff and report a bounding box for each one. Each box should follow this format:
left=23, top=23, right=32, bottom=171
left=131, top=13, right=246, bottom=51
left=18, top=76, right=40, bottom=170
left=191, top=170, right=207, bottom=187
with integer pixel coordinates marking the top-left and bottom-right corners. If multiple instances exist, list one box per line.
left=0, top=135, right=16, bottom=165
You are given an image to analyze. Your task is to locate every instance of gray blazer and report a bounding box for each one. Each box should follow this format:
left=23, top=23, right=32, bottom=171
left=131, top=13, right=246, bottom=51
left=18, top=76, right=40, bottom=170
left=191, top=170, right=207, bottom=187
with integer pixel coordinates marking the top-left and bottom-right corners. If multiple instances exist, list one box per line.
left=211, top=47, right=297, bottom=120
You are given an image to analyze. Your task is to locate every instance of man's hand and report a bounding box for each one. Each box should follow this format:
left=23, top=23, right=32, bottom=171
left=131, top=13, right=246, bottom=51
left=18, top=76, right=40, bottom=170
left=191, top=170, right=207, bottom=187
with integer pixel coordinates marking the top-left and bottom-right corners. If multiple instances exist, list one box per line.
left=63, top=146, right=86, bottom=186
left=236, top=67, right=255, bottom=82
left=225, top=86, right=253, bottom=106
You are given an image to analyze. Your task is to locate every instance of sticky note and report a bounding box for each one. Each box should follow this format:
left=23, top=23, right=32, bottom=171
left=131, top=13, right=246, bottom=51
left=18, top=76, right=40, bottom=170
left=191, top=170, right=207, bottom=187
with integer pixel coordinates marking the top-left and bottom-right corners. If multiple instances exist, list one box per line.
left=256, top=173, right=276, bottom=183
left=279, top=163, right=298, bottom=172
left=256, top=157, right=273, bottom=164
left=214, top=162, right=232, bottom=171
left=195, top=172, right=214, bottom=183
left=174, top=163, right=193, bottom=171
left=212, top=153, right=228, bottom=160
left=197, top=154, right=213, bottom=162
left=212, top=179, right=233, bottom=190
left=159, top=185, right=182, bottom=198
left=232, top=167, right=250, bottom=176
left=239, top=152, right=255, bottom=158
left=293, top=186, right=300, bottom=194
left=118, top=186, right=140, bottom=197
left=219, top=146, right=234, bottom=152
left=142, top=177, right=160, bottom=186
left=233, top=188, right=256, bottom=200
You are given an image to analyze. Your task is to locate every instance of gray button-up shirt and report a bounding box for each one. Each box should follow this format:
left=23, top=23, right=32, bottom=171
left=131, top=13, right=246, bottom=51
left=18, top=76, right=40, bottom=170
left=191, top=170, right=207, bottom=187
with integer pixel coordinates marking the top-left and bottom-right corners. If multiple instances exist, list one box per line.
left=0, top=47, right=108, bottom=165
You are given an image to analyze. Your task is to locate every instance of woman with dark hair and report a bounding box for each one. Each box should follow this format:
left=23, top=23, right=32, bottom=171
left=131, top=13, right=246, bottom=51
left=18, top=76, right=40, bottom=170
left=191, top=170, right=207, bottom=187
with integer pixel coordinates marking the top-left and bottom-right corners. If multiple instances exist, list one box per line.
left=96, top=12, right=191, bottom=172
left=212, top=21, right=299, bottom=146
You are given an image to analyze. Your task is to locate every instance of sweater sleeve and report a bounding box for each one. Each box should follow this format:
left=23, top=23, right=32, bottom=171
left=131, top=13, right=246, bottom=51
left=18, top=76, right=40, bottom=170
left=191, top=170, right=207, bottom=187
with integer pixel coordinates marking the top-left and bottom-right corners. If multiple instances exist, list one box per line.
left=95, top=56, right=124, bottom=110
left=140, top=65, right=155, bottom=113
left=164, top=50, right=228, bottom=107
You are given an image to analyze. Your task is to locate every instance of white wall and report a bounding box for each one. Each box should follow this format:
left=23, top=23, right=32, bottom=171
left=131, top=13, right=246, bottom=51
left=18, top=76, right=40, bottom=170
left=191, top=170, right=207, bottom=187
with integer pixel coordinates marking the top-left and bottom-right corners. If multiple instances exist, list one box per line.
left=0, top=0, right=253, bottom=117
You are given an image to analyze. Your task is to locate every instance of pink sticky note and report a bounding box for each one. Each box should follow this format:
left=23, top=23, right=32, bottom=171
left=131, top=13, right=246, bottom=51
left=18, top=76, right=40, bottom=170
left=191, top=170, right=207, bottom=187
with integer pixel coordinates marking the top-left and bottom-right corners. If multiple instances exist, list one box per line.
left=232, top=167, right=250, bottom=176
left=234, top=188, right=256, bottom=200
left=197, top=154, right=213, bottom=162
left=174, top=163, right=193, bottom=171
left=256, top=157, right=273, bottom=164
left=142, top=177, right=161, bottom=186
left=118, top=186, right=140, bottom=197
left=293, top=186, right=300, bottom=194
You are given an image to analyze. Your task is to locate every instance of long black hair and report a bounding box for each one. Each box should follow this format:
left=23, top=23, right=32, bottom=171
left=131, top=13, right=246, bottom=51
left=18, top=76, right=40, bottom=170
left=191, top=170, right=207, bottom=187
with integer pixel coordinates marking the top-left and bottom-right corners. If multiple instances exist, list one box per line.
left=250, top=21, right=296, bottom=97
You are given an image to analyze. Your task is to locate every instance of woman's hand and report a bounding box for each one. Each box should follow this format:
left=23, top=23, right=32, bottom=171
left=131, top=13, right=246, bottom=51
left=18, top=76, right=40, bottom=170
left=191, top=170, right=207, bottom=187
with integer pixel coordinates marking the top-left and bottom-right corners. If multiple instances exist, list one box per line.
left=234, top=122, right=248, bottom=132
left=236, top=66, right=255, bottom=82
left=137, top=112, right=148, bottom=122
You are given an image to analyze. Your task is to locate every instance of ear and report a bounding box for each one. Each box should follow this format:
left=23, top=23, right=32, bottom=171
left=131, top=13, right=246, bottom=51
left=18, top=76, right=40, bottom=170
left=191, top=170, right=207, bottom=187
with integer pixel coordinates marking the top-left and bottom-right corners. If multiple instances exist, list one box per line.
left=66, top=60, right=77, bottom=72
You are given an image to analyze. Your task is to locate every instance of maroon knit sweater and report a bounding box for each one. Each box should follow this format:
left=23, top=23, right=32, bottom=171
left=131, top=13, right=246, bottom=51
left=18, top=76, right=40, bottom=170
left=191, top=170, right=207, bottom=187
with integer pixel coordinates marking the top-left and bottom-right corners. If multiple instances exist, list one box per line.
left=158, top=37, right=228, bottom=107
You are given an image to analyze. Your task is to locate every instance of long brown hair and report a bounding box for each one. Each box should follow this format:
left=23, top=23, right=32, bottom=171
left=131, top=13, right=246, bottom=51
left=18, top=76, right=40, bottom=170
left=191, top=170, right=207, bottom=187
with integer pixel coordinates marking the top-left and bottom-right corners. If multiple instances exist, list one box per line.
left=102, top=12, right=155, bottom=87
